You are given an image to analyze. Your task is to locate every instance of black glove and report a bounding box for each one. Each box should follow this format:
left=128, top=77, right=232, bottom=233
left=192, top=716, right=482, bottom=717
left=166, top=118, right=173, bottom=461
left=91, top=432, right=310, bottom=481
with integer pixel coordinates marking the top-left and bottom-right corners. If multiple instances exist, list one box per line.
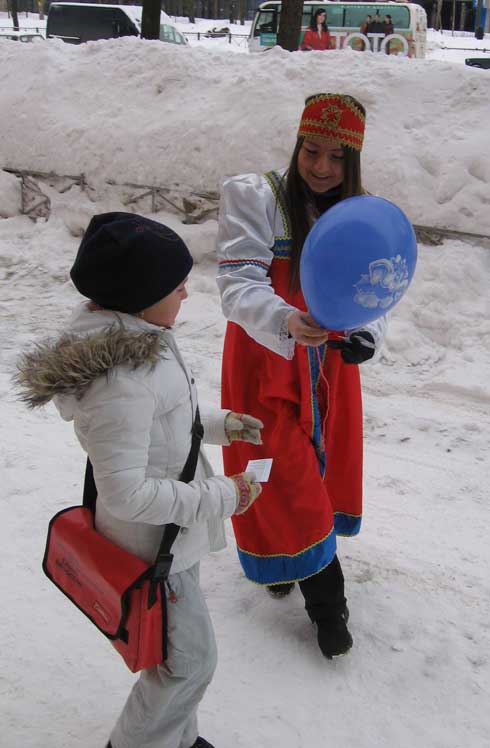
left=328, top=331, right=375, bottom=364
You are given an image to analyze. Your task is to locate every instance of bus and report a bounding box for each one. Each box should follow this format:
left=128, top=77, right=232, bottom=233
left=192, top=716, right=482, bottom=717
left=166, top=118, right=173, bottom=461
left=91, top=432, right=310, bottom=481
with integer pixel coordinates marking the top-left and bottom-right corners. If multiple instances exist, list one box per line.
left=249, top=2, right=427, bottom=58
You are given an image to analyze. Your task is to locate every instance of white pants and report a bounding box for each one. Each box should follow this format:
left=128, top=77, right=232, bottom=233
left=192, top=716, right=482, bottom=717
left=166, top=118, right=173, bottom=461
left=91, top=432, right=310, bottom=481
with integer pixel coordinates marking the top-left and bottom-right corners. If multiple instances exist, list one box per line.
left=111, top=563, right=217, bottom=748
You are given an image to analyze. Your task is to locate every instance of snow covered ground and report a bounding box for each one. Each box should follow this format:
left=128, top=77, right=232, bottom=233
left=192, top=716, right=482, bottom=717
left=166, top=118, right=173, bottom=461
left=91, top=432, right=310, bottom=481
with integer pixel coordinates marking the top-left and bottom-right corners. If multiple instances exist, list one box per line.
left=1, top=15, right=490, bottom=748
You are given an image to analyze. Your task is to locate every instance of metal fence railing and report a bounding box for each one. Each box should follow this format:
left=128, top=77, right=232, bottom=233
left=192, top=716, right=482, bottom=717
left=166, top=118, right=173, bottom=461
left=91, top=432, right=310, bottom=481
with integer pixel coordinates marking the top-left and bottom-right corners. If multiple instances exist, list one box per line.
left=0, top=24, right=45, bottom=33
left=182, top=30, right=249, bottom=46
left=4, top=168, right=220, bottom=224
left=4, top=168, right=490, bottom=248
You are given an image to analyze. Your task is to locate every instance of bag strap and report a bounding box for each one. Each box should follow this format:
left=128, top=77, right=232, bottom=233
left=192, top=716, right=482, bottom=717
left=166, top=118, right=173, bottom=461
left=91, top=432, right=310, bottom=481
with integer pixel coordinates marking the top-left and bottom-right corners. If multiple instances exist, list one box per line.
left=150, top=406, right=203, bottom=599
left=82, top=407, right=204, bottom=602
left=83, top=458, right=98, bottom=514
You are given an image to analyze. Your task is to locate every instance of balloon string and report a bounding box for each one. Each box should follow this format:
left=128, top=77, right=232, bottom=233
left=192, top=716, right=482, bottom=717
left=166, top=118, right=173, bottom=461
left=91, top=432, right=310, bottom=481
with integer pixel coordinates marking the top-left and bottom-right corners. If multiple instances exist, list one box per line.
left=316, top=346, right=330, bottom=453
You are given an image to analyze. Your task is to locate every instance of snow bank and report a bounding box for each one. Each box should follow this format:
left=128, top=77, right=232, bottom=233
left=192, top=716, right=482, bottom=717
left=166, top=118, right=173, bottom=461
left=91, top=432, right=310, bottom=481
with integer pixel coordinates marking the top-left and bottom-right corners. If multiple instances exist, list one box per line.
left=1, top=37, right=490, bottom=233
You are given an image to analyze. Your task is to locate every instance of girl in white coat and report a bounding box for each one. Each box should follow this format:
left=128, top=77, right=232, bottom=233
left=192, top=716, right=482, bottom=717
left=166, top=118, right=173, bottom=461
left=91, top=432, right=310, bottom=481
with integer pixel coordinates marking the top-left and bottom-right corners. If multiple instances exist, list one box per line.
left=17, top=212, right=263, bottom=748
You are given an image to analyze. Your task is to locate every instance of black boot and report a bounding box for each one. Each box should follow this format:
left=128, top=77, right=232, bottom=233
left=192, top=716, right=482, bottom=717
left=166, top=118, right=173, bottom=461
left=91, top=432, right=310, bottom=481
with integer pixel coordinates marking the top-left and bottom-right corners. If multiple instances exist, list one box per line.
left=298, top=556, right=352, bottom=658
left=190, top=738, right=216, bottom=748
left=267, top=582, right=295, bottom=598
left=316, top=606, right=353, bottom=659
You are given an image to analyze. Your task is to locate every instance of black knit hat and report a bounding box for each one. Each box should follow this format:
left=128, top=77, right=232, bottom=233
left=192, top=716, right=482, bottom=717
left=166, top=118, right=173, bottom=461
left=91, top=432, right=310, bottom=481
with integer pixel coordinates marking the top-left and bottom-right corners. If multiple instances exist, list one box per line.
left=70, top=212, right=193, bottom=314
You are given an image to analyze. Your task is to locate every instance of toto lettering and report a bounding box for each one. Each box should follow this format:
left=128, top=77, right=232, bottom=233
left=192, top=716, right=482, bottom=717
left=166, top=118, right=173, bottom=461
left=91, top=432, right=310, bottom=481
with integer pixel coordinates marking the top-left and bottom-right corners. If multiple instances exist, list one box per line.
left=330, top=31, right=409, bottom=55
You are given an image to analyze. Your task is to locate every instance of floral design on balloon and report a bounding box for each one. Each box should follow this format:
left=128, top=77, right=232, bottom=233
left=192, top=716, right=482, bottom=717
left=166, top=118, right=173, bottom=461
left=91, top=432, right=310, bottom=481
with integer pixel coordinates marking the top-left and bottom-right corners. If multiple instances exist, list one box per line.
left=353, top=255, right=410, bottom=310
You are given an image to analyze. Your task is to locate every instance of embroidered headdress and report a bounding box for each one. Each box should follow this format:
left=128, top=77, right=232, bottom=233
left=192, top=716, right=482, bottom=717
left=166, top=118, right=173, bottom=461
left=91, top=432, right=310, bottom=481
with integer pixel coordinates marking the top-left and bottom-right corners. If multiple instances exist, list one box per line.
left=298, top=93, right=365, bottom=151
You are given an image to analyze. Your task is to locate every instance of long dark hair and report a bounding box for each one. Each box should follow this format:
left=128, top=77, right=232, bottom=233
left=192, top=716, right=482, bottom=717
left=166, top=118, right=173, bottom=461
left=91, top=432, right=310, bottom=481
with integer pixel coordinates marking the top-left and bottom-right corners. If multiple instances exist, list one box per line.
left=284, top=95, right=365, bottom=292
left=309, top=8, right=328, bottom=31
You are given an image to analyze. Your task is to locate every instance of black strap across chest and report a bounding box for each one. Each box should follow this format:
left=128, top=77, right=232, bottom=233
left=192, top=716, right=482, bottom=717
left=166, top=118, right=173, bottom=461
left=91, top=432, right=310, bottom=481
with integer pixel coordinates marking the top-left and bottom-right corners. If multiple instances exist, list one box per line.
left=82, top=406, right=204, bottom=572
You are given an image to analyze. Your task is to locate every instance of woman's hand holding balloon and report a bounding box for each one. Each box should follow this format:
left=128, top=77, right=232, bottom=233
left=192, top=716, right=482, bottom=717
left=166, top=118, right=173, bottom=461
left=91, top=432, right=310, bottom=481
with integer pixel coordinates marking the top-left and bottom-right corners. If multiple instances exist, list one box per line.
left=287, top=311, right=329, bottom=347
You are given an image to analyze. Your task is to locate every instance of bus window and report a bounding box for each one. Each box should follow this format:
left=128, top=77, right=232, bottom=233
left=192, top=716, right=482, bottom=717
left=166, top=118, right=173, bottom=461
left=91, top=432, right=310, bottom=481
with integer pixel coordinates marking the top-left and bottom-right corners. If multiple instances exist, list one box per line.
left=383, top=6, right=411, bottom=29
left=321, top=5, right=344, bottom=27
left=343, top=4, right=410, bottom=29
left=254, top=10, right=277, bottom=36
left=303, top=5, right=344, bottom=27
left=301, top=4, right=318, bottom=27
left=343, top=5, right=372, bottom=28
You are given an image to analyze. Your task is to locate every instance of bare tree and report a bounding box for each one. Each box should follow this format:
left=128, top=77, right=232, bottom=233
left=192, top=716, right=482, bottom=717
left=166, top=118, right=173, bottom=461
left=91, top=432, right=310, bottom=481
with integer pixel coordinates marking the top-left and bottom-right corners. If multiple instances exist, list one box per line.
left=238, top=0, right=246, bottom=25
left=277, top=0, right=303, bottom=51
left=203, top=0, right=212, bottom=19
left=435, top=0, right=443, bottom=31
left=183, top=0, right=195, bottom=23
left=141, top=0, right=161, bottom=39
left=9, top=0, right=20, bottom=31
left=475, top=0, right=484, bottom=38
left=459, top=1, right=466, bottom=32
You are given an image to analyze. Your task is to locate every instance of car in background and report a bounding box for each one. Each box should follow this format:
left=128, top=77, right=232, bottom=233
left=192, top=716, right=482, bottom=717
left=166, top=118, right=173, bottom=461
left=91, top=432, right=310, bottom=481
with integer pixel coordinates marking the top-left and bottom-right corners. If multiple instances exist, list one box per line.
left=465, top=57, right=490, bottom=69
left=46, top=3, right=188, bottom=45
left=0, top=29, right=45, bottom=42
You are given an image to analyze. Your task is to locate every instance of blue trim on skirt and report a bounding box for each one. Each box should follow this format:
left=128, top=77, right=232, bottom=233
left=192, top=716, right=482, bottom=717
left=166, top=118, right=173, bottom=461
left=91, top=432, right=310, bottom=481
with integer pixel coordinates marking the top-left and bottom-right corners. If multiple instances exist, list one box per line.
left=237, top=531, right=337, bottom=585
left=237, top=512, right=361, bottom=584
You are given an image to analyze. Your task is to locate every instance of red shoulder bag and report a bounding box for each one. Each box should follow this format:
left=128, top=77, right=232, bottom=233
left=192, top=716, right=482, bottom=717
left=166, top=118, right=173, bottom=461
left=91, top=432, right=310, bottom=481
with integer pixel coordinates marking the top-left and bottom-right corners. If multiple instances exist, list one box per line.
left=42, top=409, right=203, bottom=673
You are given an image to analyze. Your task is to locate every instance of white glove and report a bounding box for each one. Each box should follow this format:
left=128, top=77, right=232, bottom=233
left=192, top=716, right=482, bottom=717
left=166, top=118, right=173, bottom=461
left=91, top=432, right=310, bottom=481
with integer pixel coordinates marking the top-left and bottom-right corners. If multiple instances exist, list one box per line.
left=225, top=412, right=264, bottom=445
left=230, top=472, right=263, bottom=515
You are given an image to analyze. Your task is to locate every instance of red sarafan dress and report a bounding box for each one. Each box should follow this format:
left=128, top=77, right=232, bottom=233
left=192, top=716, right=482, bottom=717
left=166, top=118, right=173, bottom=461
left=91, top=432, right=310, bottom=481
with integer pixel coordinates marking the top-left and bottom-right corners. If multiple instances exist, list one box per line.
left=301, top=27, right=332, bottom=51
left=217, top=170, right=367, bottom=586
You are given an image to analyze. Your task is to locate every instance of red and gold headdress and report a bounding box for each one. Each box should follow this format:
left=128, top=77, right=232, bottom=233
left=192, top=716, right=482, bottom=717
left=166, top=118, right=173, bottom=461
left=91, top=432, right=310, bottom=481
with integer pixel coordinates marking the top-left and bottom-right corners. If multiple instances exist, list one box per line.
left=298, top=93, right=365, bottom=151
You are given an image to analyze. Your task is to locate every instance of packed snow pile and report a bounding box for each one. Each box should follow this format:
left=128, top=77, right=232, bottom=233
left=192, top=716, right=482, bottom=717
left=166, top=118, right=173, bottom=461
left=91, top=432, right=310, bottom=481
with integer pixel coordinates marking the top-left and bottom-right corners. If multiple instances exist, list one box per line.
left=1, top=36, right=490, bottom=233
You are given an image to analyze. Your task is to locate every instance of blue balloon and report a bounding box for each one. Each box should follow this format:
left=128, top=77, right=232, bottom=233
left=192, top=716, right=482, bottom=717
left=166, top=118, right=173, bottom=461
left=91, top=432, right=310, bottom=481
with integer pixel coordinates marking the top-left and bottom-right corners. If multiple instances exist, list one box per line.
left=300, top=195, right=417, bottom=331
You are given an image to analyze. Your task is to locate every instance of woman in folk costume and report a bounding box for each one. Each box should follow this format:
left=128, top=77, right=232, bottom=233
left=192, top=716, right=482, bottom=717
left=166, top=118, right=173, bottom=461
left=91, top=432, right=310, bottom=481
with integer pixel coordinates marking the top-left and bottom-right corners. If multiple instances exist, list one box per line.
left=216, top=93, right=387, bottom=659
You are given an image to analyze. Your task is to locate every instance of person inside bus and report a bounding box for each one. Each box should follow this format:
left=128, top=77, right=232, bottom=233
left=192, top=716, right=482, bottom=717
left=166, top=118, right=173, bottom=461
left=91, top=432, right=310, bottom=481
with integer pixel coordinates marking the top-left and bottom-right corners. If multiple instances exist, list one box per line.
left=383, top=14, right=394, bottom=54
left=367, top=11, right=384, bottom=50
left=216, top=93, right=387, bottom=660
left=360, top=14, right=372, bottom=34
left=367, top=11, right=384, bottom=33
left=359, top=14, right=372, bottom=50
left=300, top=9, right=331, bottom=51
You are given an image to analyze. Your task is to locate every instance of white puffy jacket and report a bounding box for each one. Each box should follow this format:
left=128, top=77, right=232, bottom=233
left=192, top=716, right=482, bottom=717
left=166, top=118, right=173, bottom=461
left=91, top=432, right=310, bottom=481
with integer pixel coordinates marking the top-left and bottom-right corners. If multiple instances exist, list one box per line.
left=18, top=303, right=238, bottom=573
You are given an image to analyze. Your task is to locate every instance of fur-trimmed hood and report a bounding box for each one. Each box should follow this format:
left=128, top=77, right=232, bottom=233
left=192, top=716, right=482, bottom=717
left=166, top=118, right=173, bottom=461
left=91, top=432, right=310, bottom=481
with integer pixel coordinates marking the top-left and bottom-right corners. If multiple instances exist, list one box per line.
left=16, top=322, right=165, bottom=409
left=15, top=302, right=236, bottom=574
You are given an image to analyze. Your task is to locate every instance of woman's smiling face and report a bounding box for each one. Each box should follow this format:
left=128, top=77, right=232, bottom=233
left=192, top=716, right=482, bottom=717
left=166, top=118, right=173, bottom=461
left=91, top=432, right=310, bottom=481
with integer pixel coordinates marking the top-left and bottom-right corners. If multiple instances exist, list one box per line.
left=297, top=138, right=345, bottom=194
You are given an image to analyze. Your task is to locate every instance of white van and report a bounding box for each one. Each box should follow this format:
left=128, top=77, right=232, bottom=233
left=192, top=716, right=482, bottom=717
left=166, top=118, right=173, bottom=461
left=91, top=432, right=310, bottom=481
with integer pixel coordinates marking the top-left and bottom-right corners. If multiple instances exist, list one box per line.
left=249, top=1, right=427, bottom=58
left=46, top=3, right=188, bottom=45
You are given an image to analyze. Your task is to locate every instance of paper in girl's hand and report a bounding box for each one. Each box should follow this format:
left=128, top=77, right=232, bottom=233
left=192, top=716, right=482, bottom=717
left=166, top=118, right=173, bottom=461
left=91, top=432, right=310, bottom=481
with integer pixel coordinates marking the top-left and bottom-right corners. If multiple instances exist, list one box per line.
left=245, top=458, right=273, bottom=483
